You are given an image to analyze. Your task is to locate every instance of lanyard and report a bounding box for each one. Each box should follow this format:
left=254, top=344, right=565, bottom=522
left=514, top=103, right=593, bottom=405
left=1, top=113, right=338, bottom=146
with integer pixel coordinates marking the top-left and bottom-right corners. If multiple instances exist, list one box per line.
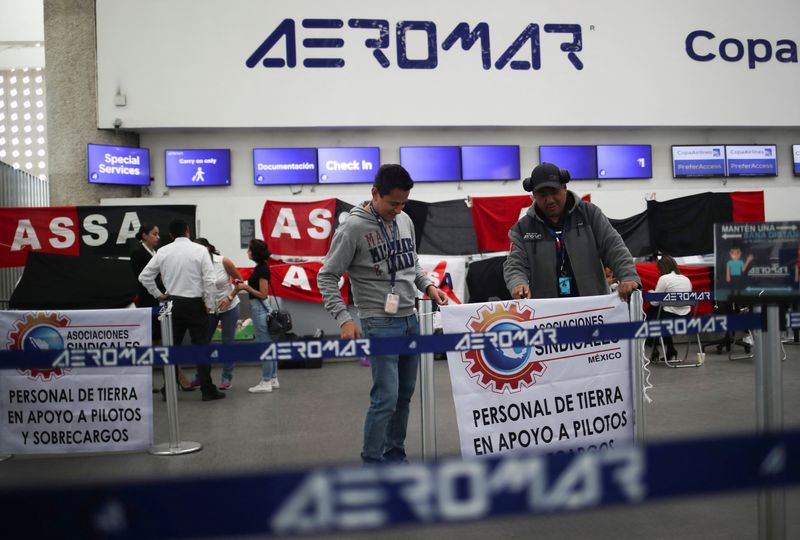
left=545, top=224, right=568, bottom=277
left=369, top=203, right=399, bottom=290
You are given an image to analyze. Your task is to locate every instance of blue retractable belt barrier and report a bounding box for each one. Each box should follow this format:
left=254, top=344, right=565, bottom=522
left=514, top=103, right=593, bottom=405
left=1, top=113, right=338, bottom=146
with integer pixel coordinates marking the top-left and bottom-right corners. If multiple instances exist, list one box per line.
left=2, top=430, right=798, bottom=538
left=787, top=311, right=800, bottom=329
left=0, top=312, right=767, bottom=369
left=643, top=291, right=713, bottom=302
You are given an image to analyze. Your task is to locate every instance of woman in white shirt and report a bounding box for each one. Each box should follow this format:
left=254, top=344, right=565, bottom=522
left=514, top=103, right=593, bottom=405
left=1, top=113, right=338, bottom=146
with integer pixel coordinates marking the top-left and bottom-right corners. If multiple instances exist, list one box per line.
left=648, top=254, right=693, bottom=361
left=195, top=238, right=243, bottom=390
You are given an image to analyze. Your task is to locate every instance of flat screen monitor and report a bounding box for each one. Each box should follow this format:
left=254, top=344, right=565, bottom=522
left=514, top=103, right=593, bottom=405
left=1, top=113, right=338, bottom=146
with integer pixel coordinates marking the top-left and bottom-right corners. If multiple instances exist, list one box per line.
left=792, top=145, right=800, bottom=176
left=460, top=145, right=520, bottom=181
left=725, top=145, right=778, bottom=176
left=399, top=146, right=461, bottom=182
left=596, top=144, right=652, bottom=179
left=317, top=147, right=380, bottom=184
left=671, top=145, right=726, bottom=178
left=253, top=148, right=318, bottom=185
left=538, top=145, right=597, bottom=180
left=87, top=143, right=150, bottom=185
left=165, top=149, right=231, bottom=187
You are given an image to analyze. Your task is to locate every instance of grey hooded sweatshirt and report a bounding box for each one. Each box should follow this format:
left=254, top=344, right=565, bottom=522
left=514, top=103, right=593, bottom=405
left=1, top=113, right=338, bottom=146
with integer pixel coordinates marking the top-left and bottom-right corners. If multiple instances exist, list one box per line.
left=318, top=203, right=433, bottom=326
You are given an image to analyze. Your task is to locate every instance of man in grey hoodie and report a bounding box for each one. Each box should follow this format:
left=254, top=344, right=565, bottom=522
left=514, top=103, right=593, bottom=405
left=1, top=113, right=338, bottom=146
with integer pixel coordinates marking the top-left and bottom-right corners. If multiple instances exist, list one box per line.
left=504, top=162, right=640, bottom=300
left=318, top=164, right=449, bottom=464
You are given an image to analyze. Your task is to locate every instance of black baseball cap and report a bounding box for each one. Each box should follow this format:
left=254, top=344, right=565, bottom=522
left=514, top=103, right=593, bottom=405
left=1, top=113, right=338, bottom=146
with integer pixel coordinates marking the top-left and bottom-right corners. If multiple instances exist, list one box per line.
left=523, top=162, right=568, bottom=193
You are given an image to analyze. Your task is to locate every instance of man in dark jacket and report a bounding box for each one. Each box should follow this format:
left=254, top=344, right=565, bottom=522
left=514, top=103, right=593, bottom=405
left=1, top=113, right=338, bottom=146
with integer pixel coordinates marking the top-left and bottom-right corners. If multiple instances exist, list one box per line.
left=504, top=162, right=640, bottom=300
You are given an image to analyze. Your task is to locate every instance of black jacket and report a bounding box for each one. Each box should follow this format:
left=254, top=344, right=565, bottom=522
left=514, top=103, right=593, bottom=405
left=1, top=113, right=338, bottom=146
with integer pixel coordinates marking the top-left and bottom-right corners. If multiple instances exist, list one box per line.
left=130, top=243, right=164, bottom=307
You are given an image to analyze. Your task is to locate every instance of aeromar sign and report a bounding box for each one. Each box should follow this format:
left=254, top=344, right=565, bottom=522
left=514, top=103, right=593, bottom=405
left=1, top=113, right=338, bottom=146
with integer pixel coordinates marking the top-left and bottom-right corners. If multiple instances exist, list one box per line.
left=245, top=19, right=584, bottom=70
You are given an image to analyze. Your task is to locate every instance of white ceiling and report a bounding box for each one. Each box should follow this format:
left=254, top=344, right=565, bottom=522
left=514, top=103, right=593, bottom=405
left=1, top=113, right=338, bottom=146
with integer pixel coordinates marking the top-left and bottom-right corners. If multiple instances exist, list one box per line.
left=0, top=0, right=44, bottom=69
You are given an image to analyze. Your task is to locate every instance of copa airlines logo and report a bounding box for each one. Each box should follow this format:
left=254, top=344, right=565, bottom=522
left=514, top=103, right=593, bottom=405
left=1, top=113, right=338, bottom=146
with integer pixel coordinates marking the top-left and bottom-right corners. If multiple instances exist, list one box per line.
left=7, top=313, right=70, bottom=381
left=685, top=30, right=799, bottom=69
left=246, top=19, right=583, bottom=71
left=462, top=303, right=545, bottom=393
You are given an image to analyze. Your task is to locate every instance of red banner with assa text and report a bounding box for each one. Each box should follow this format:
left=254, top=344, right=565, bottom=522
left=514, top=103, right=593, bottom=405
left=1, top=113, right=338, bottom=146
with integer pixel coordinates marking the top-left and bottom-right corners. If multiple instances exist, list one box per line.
left=0, top=207, right=80, bottom=267
left=0, top=205, right=196, bottom=268
left=261, top=199, right=338, bottom=257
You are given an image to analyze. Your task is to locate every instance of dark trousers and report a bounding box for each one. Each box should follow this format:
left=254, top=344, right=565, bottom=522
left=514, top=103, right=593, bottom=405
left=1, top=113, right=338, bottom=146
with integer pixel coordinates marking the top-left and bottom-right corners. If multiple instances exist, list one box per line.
left=171, top=297, right=214, bottom=392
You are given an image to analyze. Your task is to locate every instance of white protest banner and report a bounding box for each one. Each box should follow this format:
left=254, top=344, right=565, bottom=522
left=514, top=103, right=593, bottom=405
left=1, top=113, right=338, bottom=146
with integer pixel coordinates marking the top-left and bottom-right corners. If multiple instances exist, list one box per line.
left=417, top=255, right=467, bottom=304
left=0, top=308, right=153, bottom=454
left=441, top=294, right=633, bottom=458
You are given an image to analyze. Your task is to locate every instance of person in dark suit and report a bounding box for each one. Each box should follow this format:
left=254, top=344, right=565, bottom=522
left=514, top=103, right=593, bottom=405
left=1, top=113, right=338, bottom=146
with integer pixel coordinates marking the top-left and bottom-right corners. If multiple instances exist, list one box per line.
left=130, top=223, right=163, bottom=321
left=131, top=223, right=193, bottom=392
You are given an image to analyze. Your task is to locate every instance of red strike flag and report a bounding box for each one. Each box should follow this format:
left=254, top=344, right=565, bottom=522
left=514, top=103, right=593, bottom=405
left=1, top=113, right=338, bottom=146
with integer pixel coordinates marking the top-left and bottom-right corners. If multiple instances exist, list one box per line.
left=261, top=199, right=337, bottom=257
left=0, top=207, right=80, bottom=267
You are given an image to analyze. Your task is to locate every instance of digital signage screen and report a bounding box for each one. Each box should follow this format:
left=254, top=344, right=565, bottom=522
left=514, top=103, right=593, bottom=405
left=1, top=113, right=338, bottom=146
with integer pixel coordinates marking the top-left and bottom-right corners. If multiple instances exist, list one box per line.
left=253, top=148, right=318, bottom=185
left=725, top=145, right=778, bottom=177
left=165, top=149, right=231, bottom=187
left=399, top=146, right=461, bottom=182
left=317, top=147, right=380, bottom=184
left=87, top=144, right=150, bottom=185
left=671, top=145, right=726, bottom=178
left=596, top=145, right=652, bottom=179
left=538, top=145, right=597, bottom=180
left=792, top=145, right=800, bottom=176
left=460, top=145, right=520, bottom=181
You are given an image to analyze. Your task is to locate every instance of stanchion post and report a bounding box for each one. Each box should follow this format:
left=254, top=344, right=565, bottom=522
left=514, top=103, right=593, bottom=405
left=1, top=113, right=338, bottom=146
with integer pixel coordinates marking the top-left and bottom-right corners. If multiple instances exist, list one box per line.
left=418, top=298, right=437, bottom=461
left=754, top=306, right=765, bottom=434
left=149, top=301, right=202, bottom=456
left=764, top=305, right=784, bottom=432
left=629, top=290, right=646, bottom=443
left=757, top=305, right=785, bottom=540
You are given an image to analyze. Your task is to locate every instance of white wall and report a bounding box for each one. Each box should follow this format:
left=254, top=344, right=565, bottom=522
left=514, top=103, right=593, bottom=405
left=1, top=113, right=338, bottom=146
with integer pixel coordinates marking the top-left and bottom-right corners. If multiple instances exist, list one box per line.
left=96, top=0, right=800, bottom=128
left=102, top=124, right=800, bottom=266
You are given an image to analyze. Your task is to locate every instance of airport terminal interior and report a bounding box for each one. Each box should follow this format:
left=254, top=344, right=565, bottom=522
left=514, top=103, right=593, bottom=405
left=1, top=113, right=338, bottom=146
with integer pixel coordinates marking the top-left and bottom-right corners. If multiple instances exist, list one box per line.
left=2, top=2, right=800, bottom=539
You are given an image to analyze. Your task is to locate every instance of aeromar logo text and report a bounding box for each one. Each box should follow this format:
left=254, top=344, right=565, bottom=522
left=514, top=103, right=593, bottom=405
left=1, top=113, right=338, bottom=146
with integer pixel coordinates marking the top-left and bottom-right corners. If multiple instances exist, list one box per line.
left=246, top=19, right=583, bottom=71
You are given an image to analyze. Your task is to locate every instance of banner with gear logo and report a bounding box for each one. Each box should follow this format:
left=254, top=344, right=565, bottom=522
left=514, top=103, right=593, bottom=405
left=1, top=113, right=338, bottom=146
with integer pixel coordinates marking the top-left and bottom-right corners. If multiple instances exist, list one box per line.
left=0, top=308, right=153, bottom=454
left=441, top=294, right=634, bottom=459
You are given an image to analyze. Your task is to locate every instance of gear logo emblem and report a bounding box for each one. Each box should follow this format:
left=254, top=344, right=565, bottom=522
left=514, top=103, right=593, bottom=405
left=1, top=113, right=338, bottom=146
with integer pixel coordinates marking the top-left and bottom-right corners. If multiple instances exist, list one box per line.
left=462, top=303, right=545, bottom=393
left=7, top=312, right=70, bottom=381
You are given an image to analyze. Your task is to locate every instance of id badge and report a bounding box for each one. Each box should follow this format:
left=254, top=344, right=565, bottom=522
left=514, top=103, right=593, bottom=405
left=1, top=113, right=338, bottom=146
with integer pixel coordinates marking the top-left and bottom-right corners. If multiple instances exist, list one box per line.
left=384, top=293, right=400, bottom=314
left=558, top=277, right=572, bottom=296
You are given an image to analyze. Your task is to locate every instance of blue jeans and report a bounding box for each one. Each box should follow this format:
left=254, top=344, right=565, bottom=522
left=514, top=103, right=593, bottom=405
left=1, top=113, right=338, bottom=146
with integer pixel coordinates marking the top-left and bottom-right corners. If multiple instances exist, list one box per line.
left=251, top=300, right=275, bottom=380
left=209, top=303, right=240, bottom=380
left=360, top=314, right=420, bottom=464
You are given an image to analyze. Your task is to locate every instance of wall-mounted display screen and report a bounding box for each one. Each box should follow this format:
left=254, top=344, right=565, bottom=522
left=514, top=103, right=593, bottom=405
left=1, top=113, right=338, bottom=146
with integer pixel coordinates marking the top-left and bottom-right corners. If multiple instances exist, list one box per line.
left=399, top=146, right=461, bottom=182
left=596, top=145, right=652, bottom=179
left=725, top=145, right=778, bottom=176
left=87, top=144, right=150, bottom=185
left=253, top=148, right=318, bottom=185
left=317, top=147, right=380, bottom=184
left=165, top=149, right=231, bottom=187
left=538, top=145, right=597, bottom=179
left=671, top=145, right=726, bottom=178
left=460, top=145, right=520, bottom=181
left=792, top=145, right=800, bottom=176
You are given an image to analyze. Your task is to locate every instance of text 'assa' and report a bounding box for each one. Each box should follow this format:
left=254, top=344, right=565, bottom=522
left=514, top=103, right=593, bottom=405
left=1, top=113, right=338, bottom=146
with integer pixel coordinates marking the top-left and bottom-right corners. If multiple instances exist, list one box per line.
left=246, top=19, right=583, bottom=71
